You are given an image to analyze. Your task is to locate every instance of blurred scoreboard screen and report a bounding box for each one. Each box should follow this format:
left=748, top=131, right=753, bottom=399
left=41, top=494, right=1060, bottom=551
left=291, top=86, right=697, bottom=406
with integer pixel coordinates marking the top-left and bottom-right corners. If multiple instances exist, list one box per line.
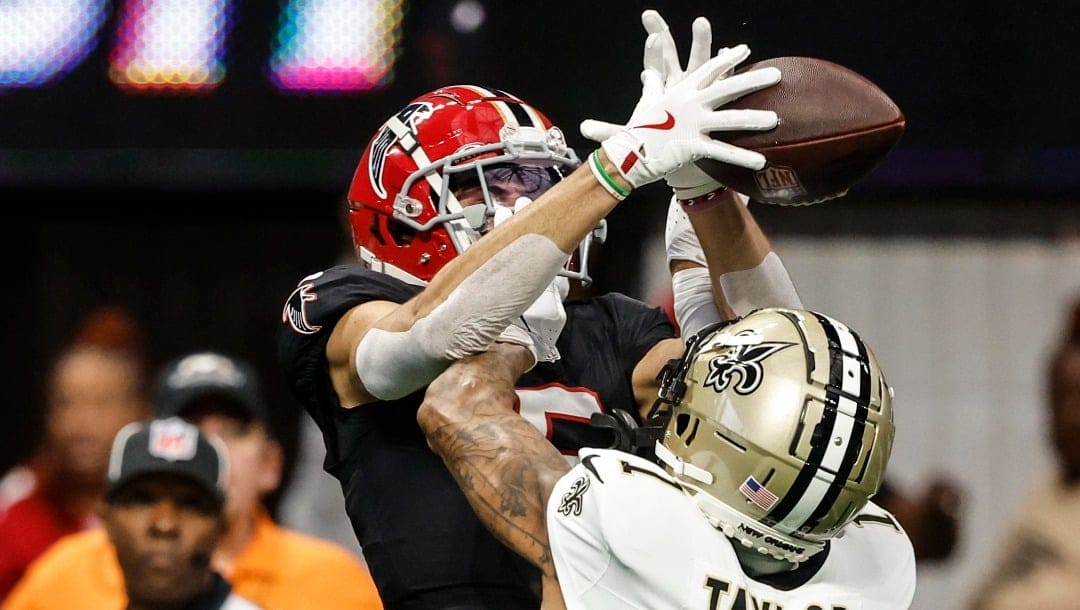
left=0, top=0, right=410, bottom=151
left=1, top=1, right=1076, bottom=193
left=1, top=0, right=403, bottom=93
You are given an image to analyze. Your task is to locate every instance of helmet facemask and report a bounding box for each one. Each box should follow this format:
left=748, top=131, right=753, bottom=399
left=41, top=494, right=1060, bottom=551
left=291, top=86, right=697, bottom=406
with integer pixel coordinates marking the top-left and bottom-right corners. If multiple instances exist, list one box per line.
left=654, top=308, right=896, bottom=563
left=389, top=124, right=603, bottom=285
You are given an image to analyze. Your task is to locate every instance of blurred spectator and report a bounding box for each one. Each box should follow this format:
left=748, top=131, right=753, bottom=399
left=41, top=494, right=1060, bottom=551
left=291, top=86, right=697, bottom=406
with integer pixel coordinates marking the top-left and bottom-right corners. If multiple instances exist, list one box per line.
left=7, top=417, right=263, bottom=609
left=0, top=307, right=150, bottom=597
left=875, top=478, right=962, bottom=562
left=968, top=295, right=1080, bottom=609
left=3, top=351, right=383, bottom=609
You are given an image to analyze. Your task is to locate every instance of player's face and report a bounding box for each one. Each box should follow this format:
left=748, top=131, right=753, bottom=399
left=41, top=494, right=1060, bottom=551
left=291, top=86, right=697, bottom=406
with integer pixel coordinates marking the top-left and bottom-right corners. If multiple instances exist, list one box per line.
left=103, top=474, right=223, bottom=606
left=454, top=164, right=560, bottom=231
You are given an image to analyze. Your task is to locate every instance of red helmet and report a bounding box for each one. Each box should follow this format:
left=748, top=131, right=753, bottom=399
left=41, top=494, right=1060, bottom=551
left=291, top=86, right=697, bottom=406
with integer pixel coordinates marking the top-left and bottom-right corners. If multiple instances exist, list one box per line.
left=347, top=84, right=601, bottom=285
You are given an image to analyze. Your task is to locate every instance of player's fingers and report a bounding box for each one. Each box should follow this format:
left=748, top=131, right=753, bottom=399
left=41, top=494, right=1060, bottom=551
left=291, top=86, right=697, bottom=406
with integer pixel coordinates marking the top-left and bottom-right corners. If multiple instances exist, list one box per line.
left=688, top=44, right=750, bottom=90
left=642, top=20, right=680, bottom=82
left=686, top=140, right=767, bottom=171
left=641, top=9, right=667, bottom=34
left=579, top=119, right=622, bottom=142
left=702, top=66, right=781, bottom=106
left=686, top=16, right=712, bottom=73
left=640, top=65, right=665, bottom=99
left=701, top=109, right=778, bottom=132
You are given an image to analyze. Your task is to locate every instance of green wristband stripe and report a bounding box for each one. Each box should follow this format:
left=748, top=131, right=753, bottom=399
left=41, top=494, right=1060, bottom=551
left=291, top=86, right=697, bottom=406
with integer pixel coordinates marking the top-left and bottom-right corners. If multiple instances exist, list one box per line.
left=588, top=150, right=631, bottom=200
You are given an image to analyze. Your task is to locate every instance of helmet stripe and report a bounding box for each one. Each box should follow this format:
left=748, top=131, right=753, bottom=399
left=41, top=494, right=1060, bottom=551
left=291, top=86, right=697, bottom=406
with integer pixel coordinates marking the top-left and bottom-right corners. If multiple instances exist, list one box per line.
left=762, top=312, right=871, bottom=535
left=503, top=99, right=536, bottom=128
left=798, top=313, right=871, bottom=532
left=459, top=84, right=520, bottom=128
left=487, top=86, right=544, bottom=128
left=465, top=84, right=544, bottom=129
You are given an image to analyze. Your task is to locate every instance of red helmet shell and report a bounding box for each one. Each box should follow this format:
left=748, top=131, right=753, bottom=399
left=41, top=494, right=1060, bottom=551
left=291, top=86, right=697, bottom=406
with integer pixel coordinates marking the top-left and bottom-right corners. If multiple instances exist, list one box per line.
left=347, top=85, right=577, bottom=284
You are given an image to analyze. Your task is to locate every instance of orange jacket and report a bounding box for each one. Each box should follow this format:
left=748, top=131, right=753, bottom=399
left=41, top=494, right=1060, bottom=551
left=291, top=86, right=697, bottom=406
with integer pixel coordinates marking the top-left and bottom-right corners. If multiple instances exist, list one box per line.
left=3, top=512, right=383, bottom=610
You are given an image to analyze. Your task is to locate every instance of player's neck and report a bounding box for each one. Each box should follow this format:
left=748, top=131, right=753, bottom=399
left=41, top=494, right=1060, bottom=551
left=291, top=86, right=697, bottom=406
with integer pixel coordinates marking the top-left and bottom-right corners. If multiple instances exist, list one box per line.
left=731, top=542, right=797, bottom=577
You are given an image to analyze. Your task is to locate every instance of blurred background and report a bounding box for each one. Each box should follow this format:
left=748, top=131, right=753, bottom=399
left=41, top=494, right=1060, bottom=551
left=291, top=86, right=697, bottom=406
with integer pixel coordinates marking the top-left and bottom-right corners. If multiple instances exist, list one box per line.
left=1, top=1, right=1078, bottom=608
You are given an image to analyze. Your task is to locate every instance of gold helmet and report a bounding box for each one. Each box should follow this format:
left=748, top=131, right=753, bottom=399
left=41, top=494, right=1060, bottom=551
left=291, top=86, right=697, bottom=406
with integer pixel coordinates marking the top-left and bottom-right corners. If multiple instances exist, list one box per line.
left=654, top=307, right=895, bottom=562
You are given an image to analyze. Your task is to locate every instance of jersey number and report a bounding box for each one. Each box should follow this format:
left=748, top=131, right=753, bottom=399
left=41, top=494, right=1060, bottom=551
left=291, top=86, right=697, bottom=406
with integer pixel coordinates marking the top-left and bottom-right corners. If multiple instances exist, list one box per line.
left=515, top=384, right=609, bottom=460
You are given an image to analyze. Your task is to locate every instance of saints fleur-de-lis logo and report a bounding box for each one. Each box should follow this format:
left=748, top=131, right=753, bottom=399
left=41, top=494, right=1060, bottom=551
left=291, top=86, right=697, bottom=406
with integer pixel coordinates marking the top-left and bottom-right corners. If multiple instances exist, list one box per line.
left=703, top=333, right=795, bottom=395
left=557, top=476, right=590, bottom=517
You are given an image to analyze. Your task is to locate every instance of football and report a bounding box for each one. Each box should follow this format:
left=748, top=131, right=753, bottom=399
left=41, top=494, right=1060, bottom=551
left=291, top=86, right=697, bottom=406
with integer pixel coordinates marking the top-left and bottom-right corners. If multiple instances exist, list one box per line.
left=697, top=56, right=906, bottom=206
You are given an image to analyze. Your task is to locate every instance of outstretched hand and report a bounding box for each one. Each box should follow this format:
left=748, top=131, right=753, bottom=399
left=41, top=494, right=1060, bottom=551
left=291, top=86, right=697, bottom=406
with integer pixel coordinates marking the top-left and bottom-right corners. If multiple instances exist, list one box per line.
left=581, top=10, right=764, bottom=199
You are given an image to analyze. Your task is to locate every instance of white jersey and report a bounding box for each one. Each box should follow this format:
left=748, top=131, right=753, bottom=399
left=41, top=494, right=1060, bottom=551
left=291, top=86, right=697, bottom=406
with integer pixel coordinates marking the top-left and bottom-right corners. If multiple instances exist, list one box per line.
left=547, top=449, right=916, bottom=610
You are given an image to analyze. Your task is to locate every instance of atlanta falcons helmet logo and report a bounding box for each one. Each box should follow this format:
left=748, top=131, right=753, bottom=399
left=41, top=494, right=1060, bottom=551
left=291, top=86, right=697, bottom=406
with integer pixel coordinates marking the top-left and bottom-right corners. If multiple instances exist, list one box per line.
left=704, top=335, right=795, bottom=395
left=282, top=277, right=322, bottom=335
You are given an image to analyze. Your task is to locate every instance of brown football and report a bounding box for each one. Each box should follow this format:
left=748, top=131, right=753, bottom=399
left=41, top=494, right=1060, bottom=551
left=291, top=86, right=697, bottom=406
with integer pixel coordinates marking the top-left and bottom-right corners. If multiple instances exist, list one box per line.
left=697, top=56, right=906, bottom=205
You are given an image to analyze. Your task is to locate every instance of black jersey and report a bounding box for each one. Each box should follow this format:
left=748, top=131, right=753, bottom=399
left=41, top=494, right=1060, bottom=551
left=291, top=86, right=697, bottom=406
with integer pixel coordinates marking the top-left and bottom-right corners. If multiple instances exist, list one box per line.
left=276, top=264, right=675, bottom=609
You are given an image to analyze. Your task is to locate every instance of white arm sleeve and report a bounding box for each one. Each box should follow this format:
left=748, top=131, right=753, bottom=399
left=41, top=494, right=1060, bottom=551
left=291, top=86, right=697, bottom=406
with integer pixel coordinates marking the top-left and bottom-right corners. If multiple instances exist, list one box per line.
left=355, top=234, right=569, bottom=400
left=718, top=251, right=803, bottom=317
left=671, top=267, right=723, bottom=339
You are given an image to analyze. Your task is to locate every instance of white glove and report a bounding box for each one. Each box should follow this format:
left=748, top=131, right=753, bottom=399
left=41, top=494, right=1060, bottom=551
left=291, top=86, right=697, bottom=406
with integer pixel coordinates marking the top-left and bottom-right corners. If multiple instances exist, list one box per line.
left=494, top=197, right=568, bottom=365
left=581, top=11, right=762, bottom=199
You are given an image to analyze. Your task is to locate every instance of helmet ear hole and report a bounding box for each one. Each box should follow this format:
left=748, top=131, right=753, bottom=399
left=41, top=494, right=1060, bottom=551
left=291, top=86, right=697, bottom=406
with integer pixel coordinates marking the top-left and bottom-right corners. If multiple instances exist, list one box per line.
left=673, top=413, right=700, bottom=446
left=386, top=218, right=417, bottom=246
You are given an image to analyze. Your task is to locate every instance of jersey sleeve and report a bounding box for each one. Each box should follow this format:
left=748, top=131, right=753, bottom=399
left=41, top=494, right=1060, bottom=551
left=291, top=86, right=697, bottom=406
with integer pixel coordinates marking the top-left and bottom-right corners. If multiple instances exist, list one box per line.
left=275, top=264, right=422, bottom=463
left=546, top=451, right=613, bottom=598
left=844, top=501, right=918, bottom=610
left=546, top=448, right=674, bottom=602
left=606, top=293, right=677, bottom=368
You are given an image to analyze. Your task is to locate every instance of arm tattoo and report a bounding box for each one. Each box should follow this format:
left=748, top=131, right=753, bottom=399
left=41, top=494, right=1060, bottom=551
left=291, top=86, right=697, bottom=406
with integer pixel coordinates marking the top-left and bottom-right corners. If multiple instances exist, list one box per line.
left=418, top=350, right=571, bottom=577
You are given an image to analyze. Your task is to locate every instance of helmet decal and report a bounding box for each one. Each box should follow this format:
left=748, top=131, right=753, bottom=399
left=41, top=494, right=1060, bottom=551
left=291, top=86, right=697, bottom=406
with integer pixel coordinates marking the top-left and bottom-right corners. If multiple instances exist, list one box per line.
left=703, top=337, right=795, bottom=395
left=368, top=101, right=434, bottom=199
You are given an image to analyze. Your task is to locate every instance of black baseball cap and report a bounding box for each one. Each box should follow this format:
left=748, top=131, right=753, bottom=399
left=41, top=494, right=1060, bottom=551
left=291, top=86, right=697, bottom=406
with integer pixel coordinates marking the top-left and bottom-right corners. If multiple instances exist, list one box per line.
left=107, top=417, right=229, bottom=507
left=154, top=352, right=268, bottom=424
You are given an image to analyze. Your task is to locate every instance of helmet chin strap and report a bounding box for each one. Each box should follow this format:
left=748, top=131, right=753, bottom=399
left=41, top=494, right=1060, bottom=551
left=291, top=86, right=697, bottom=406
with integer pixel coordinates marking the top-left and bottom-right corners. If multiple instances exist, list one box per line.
left=654, top=440, right=714, bottom=484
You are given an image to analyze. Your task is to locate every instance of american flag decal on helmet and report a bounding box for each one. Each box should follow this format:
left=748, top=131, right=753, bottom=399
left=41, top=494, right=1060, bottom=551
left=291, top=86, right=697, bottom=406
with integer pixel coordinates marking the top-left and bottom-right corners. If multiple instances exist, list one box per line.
left=740, top=475, right=779, bottom=511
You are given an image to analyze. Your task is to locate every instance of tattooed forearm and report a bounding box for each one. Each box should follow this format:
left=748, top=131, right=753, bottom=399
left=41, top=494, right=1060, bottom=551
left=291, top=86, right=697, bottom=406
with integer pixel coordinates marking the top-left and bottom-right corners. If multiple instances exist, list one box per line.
left=418, top=348, right=571, bottom=577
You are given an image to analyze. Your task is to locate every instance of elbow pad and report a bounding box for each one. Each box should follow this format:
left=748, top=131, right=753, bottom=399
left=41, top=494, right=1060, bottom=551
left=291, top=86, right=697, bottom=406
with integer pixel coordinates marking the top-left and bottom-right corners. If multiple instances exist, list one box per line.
left=356, top=234, right=568, bottom=400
